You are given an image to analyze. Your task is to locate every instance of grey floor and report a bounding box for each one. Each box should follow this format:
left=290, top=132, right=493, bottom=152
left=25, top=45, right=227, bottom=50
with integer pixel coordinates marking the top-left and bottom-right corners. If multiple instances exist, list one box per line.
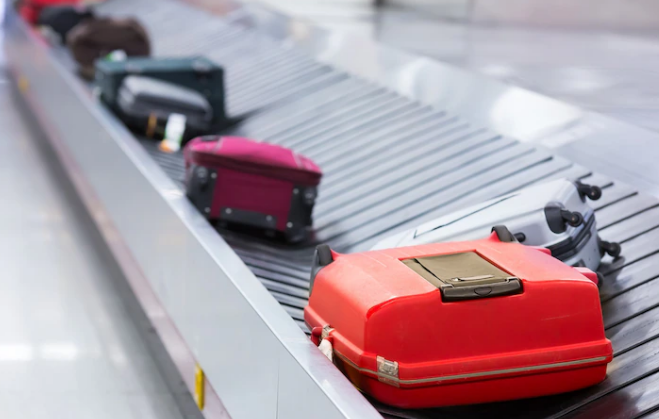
left=0, top=68, right=186, bottom=418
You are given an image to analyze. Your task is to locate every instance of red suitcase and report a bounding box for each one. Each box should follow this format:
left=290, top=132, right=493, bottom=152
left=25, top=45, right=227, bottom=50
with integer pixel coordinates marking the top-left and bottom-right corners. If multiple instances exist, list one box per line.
left=305, top=226, right=612, bottom=408
left=184, top=136, right=322, bottom=242
left=18, top=0, right=81, bottom=25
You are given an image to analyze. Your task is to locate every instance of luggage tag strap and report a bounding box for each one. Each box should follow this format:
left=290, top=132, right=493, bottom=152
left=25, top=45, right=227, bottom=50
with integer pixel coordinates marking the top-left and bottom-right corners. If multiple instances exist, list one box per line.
left=311, top=324, right=334, bottom=362
left=310, top=325, right=334, bottom=345
left=310, top=325, right=334, bottom=362
left=159, top=114, right=187, bottom=153
left=146, top=112, right=157, bottom=138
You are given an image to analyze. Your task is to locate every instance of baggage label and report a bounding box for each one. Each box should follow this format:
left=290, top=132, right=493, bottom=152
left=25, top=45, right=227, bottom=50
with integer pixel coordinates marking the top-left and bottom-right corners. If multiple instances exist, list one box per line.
left=104, top=49, right=127, bottom=62
left=159, top=114, right=187, bottom=153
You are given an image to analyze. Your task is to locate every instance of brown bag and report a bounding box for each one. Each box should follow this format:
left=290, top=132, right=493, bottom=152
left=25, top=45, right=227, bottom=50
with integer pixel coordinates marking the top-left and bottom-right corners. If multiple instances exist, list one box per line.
left=67, top=17, right=151, bottom=80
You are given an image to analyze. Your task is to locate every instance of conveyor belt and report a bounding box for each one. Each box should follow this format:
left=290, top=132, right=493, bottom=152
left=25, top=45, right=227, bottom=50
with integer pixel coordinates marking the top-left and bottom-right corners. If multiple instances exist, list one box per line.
left=51, top=0, right=659, bottom=417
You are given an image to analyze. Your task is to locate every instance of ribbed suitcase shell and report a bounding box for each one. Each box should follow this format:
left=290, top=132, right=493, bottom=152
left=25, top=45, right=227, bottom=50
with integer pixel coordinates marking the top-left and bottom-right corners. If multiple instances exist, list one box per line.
left=372, top=179, right=617, bottom=271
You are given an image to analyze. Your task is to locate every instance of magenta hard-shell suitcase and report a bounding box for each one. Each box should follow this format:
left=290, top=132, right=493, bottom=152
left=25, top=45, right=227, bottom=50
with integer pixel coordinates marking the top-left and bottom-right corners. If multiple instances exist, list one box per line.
left=184, top=136, right=322, bottom=242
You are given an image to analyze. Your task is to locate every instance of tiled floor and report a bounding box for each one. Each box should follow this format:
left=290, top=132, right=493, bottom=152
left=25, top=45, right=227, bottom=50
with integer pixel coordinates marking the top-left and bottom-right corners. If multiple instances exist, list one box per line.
left=0, top=68, right=188, bottom=418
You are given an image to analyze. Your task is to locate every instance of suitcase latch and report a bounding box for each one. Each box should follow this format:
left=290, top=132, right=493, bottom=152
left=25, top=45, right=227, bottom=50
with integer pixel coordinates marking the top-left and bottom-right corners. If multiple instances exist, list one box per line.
left=377, top=356, right=400, bottom=387
left=321, top=324, right=334, bottom=340
left=453, top=274, right=494, bottom=282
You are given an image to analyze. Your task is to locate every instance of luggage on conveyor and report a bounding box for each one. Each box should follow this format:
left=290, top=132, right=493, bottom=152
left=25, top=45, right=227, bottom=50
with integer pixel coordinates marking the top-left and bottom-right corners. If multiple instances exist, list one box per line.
left=36, top=5, right=94, bottom=43
left=372, top=178, right=621, bottom=272
left=116, top=75, right=212, bottom=140
left=184, top=136, right=322, bottom=242
left=306, top=226, right=613, bottom=408
left=95, top=57, right=226, bottom=129
left=17, top=0, right=80, bottom=25
left=68, top=17, right=151, bottom=80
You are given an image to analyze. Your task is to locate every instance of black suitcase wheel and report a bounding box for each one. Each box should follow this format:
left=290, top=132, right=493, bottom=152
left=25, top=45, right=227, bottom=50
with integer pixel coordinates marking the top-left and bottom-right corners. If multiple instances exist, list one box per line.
left=600, top=240, right=622, bottom=258
left=562, top=210, right=584, bottom=227
left=586, top=185, right=602, bottom=201
left=576, top=181, right=603, bottom=201
left=546, top=205, right=584, bottom=233
left=491, top=225, right=518, bottom=243
left=514, top=232, right=527, bottom=243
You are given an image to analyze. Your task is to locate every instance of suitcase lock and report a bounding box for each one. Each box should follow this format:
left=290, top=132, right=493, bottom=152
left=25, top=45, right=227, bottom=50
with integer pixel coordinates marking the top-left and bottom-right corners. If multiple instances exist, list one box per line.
left=377, top=356, right=400, bottom=387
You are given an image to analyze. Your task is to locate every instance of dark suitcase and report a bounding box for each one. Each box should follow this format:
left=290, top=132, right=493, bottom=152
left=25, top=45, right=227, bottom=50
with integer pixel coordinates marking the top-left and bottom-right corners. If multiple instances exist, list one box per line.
left=36, top=5, right=94, bottom=43
left=95, top=57, right=226, bottom=129
left=306, top=227, right=612, bottom=408
left=17, top=0, right=80, bottom=25
left=184, top=136, right=322, bottom=242
left=116, top=75, right=213, bottom=139
left=67, top=17, right=151, bottom=80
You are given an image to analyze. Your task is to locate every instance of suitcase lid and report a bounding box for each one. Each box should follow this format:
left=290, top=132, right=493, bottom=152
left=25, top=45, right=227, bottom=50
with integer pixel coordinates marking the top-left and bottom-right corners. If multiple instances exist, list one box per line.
left=185, top=136, right=322, bottom=185
left=305, top=233, right=611, bottom=387
left=95, top=56, right=219, bottom=76
left=119, top=75, right=212, bottom=119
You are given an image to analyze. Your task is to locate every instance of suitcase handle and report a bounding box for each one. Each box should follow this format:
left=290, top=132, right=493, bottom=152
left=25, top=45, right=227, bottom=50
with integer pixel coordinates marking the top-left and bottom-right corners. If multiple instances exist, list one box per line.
left=440, top=277, right=522, bottom=302
left=192, top=60, right=213, bottom=83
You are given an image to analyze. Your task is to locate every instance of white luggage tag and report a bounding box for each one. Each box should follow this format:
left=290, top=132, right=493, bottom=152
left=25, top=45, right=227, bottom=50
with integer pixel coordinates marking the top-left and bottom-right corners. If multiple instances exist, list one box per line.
left=318, top=339, right=333, bottom=362
left=105, top=49, right=127, bottom=61
left=159, top=114, right=187, bottom=153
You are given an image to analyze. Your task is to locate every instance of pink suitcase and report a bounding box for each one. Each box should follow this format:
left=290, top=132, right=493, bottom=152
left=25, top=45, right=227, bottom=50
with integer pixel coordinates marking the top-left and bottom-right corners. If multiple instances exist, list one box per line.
left=184, top=136, right=322, bottom=242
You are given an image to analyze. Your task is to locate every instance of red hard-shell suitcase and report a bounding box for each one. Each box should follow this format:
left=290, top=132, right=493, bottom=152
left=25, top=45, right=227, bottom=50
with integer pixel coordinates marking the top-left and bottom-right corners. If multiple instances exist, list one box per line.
left=305, top=226, right=612, bottom=408
left=184, top=136, right=322, bottom=242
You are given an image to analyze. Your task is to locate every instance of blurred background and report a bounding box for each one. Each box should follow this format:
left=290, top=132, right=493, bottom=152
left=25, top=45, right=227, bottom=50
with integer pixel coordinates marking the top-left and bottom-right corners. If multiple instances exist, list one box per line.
left=219, top=0, right=659, bottom=131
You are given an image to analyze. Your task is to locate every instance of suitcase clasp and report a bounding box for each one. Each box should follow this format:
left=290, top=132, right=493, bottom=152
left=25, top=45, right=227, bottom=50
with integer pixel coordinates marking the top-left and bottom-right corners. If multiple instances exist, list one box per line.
left=453, top=274, right=494, bottom=282
left=377, top=356, right=400, bottom=387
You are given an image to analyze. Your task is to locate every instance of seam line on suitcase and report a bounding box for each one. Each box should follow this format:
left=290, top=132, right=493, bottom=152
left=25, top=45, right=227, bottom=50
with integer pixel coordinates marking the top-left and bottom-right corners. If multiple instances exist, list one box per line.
left=334, top=351, right=608, bottom=384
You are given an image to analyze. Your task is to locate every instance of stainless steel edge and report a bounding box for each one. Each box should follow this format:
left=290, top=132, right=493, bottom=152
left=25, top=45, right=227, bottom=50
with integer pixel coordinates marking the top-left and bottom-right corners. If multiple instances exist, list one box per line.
left=6, top=59, right=230, bottom=419
left=202, top=0, right=659, bottom=199
left=2, top=10, right=380, bottom=419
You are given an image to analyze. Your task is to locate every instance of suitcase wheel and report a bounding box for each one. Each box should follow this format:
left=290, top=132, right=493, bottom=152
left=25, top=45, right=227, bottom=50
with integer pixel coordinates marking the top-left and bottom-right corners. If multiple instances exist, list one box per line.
left=600, top=240, right=622, bottom=258
left=546, top=206, right=584, bottom=233
left=491, top=225, right=518, bottom=243
left=576, top=181, right=603, bottom=201
left=562, top=210, right=584, bottom=227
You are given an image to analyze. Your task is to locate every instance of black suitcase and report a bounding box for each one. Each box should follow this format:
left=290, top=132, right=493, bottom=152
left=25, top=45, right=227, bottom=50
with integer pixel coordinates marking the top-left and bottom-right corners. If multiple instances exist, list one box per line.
left=37, top=5, right=94, bottom=43
left=95, top=57, right=226, bottom=129
left=117, top=75, right=212, bottom=139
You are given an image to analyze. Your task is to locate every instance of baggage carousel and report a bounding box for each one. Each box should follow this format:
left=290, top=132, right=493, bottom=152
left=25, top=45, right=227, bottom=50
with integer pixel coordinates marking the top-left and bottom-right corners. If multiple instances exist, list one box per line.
left=5, top=0, right=659, bottom=417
